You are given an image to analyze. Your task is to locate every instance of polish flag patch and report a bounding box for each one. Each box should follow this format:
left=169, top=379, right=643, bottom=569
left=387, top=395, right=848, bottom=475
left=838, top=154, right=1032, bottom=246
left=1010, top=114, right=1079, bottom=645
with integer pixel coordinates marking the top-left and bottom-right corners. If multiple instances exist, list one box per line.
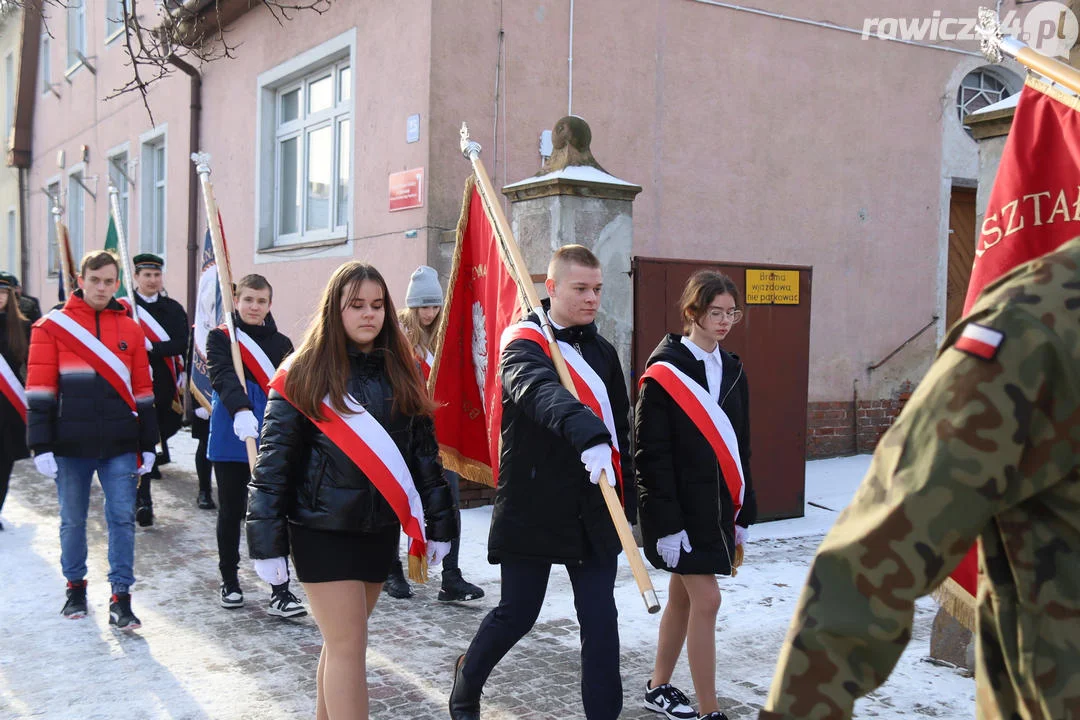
left=954, top=323, right=1004, bottom=361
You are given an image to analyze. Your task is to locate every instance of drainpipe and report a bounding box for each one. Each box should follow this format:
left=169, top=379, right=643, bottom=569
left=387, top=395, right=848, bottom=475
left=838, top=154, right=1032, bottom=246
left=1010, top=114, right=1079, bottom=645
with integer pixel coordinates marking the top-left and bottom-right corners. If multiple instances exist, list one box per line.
left=17, top=168, right=28, bottom=286
left=165, top=53, right=202, bottom=320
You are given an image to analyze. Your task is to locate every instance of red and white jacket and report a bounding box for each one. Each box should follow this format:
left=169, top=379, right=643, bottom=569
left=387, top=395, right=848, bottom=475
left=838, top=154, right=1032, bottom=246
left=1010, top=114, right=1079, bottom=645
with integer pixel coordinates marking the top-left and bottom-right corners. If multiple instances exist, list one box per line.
left=26, top=291, right=158, bottom=458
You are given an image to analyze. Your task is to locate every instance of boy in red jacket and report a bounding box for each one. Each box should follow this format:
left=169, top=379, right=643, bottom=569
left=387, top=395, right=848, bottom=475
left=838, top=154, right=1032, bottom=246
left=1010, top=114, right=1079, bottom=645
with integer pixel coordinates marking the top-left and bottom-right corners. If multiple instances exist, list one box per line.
left=26, top=251, right=158, bottom=630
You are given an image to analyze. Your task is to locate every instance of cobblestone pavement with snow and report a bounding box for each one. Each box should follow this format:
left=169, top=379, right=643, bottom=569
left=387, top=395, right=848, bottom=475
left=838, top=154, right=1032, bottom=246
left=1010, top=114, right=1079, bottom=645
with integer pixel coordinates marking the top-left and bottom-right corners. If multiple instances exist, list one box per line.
left=1, top=433, right=975, bottom=719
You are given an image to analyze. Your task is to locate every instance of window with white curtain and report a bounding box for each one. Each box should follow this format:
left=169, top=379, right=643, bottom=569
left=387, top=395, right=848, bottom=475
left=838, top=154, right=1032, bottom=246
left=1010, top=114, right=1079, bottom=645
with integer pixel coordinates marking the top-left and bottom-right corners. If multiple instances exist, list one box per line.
left=66, top=0, right=86, bottom=70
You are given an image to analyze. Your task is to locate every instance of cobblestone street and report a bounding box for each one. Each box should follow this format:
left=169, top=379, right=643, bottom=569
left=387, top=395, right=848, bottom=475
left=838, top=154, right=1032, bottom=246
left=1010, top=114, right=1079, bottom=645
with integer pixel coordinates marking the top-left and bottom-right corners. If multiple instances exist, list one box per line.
left=1, top=438, right=972, bottom=719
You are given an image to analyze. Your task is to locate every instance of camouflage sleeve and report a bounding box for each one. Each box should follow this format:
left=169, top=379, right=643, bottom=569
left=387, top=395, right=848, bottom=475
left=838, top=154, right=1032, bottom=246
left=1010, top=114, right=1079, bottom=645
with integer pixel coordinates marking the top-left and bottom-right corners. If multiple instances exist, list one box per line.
left=761, top=307, right=1078, bottom=719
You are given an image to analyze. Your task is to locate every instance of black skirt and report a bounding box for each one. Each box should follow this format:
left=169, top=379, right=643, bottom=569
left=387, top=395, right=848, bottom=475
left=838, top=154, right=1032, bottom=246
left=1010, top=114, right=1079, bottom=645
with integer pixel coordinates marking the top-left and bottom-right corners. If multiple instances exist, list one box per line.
left=289, top=522, right=400, bottom=584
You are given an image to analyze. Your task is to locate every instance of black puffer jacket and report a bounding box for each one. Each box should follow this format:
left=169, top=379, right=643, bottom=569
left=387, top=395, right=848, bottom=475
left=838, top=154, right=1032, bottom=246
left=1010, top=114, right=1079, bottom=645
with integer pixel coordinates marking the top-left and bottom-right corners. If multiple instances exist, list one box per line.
left=135, top=293, right=189, bottom=440
left=636, top=334, right=757, bottom=575
left=0, top=310, right=30, bottom=462
left=246, top=349, right=458, bottom=559
left=489, top=309, right=633, bottom=565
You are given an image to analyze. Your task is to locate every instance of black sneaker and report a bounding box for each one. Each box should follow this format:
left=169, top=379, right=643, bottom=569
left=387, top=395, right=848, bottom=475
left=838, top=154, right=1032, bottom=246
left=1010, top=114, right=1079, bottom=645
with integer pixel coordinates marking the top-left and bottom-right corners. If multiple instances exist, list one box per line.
left=197, top=490, right=217, bottom=510
left=439, top=569, right=485, bottom=602
left=383, top=561, right=413, bottom=599
left=135, top=502, right=154, bottom=527
left=449, top=653, right=481, bottom=720
left=644, top=680, right=698, bottom=719
left=220, top=582, right=244, bottom=609
left=268, top=586, right=307, bottom=618
left=698, top=713, right=729, bottom=720
left=109, top=593, right=142, bottom=630
left=61, top=580, right=88, bottom=619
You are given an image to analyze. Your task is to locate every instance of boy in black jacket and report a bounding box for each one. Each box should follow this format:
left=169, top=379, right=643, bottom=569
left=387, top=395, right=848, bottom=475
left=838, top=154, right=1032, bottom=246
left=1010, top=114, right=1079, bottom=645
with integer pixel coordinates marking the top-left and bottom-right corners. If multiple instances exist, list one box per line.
left=450, top=245, right=633, bottom=720
left=206, top=274, right=305, bottom=618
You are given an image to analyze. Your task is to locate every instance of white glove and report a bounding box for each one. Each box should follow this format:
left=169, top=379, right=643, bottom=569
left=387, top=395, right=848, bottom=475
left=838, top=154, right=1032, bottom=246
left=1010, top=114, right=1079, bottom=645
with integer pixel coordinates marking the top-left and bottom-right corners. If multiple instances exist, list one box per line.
left=426, top=540, right=452, bottom=566
left=253, top=557, right=289, bottom=585
left=580, top=443, right=616, bottom=487
left=137, top=451, right=156, bottom=476
left=656, top=530, right=692, bottom=568
left=34, top=452, right=58, bottom=478
left=233, top=409, right=260, bottom=441
left=735, top=525, right=749, bottom=547
left=194, top=406, right=210, bottom=420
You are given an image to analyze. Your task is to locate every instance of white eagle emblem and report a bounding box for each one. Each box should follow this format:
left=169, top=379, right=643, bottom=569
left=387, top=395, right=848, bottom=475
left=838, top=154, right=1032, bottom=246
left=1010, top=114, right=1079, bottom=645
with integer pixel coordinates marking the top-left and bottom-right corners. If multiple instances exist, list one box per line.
left=471, top=301, right=488, bottom=405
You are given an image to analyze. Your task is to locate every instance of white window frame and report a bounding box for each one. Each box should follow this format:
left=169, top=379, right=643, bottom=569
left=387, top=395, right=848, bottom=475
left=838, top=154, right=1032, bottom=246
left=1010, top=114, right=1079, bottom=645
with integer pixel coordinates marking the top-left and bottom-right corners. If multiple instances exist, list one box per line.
left=107, top=143, right=132, bottom=238
left=4, top=52, right=13, bottom=144
left=139, top=126, right=167, bottom=257
left=66, top=0, right=87, bottom=74
left=45, top=178, right=60, bottom=277
left=105, top=0, right=125, bottom=44
left=67, top=164, right=87, bottom=264
left=39, top=26, right=51, bottom=95
left=255, top=29, right=355, bottom=257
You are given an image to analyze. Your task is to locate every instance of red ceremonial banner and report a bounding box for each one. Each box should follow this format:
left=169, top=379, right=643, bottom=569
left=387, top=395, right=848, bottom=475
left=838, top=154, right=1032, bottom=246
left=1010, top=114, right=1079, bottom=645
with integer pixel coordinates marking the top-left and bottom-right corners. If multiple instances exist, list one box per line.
left=428, top=176, right=521, bottom=487
left=943, top=76, right=1080, bottom=627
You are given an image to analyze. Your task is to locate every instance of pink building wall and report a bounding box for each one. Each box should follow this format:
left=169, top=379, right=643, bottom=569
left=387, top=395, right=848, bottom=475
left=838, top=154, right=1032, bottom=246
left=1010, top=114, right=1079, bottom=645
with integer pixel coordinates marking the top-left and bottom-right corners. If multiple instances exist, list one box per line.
left=27, top=0, right=191, bottom=306
left=23, top=0, right=1032, bottom=419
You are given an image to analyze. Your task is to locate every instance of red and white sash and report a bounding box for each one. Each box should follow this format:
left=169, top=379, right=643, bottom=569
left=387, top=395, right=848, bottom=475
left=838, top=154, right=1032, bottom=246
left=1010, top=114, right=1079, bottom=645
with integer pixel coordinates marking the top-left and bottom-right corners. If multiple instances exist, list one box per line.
left=500, top=321, right=625, bottom=496
left=0, top=353, right=27, bottom=423
left=418, top=348, right=435, bottom=381
left=39, top=310, right=138, bottom=413
left=268, top=358, right=428, bottom=561
left=220, top=325, right=277, bottom=394
left=639, top=361, right=745, bottom=521
left=137, top=305, right=185, bottom=397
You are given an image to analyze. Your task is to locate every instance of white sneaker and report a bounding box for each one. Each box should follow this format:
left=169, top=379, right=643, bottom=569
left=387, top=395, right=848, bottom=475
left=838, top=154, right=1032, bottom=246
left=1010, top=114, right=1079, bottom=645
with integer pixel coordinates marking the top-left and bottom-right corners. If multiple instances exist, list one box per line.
left=267, top=587, right=307, bottom=618
left=220, top=583, right=244, bottom=609
left=643, top=680, right=698, bottom=719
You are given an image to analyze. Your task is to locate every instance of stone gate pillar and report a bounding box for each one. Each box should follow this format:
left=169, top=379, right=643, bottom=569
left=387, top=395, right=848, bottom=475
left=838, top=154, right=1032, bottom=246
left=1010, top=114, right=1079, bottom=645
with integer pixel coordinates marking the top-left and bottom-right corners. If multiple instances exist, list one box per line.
left=501, top=117, right=642, bottom=387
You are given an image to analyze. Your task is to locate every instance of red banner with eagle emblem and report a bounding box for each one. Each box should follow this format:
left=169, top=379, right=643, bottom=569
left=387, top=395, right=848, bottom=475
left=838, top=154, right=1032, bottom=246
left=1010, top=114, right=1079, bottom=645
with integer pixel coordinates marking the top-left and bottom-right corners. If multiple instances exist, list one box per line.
left=427, top=176, right=522, bottom=487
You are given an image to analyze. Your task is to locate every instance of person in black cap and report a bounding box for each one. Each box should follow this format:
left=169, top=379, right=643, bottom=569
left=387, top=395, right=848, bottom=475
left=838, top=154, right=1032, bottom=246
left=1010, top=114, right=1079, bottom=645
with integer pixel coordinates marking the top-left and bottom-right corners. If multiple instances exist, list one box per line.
left=9, top=274, right=42, bottom=324
left=131, top=253, right=189, bottom=526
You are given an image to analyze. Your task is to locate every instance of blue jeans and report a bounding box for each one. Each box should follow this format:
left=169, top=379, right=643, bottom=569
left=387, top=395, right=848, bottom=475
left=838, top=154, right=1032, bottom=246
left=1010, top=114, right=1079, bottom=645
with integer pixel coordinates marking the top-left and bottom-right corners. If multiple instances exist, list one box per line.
left=55, top=454, right=139, bottom=594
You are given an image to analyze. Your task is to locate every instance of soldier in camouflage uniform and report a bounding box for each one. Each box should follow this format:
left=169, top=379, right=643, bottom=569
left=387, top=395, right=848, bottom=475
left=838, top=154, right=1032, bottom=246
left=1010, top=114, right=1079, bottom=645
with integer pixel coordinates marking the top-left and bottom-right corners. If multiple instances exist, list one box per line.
left=760, top=236, right=1080, bottom=720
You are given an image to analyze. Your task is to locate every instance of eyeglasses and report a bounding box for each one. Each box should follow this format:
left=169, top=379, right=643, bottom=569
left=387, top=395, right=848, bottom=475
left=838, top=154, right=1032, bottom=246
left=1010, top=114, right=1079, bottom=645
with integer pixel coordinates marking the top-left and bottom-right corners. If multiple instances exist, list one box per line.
left=706, top=309, right=743, bottom=324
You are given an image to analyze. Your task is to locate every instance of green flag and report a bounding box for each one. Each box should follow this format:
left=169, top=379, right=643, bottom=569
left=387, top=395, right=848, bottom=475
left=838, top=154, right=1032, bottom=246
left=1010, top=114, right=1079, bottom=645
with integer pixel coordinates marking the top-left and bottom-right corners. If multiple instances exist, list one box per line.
left=103, top=214, right=127, bottom=298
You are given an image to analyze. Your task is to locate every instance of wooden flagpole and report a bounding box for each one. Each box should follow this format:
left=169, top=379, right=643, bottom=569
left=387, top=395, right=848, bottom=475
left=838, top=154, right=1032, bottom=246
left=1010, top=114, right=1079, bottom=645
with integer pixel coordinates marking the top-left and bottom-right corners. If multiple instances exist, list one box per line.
left=190, top=152, right=258, bottom=472
left=977, top=7, right=1080, bottom=93
left=107, top=185, right=139, bottom=315
left=459, top=123, right=660, bottom=614
left=52, top=200, right=75, bottom=299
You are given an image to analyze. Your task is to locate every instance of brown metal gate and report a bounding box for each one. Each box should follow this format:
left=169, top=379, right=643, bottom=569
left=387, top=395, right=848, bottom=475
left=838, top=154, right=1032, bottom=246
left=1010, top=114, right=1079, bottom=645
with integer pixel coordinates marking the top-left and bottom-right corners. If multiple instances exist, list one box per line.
left=632, top=257, right=812, bottom=521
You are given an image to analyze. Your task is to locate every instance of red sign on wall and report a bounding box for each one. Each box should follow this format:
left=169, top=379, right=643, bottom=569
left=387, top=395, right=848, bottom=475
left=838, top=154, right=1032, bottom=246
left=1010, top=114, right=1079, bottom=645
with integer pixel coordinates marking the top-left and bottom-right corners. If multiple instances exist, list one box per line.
left=389, top=168, right=424, bottom=212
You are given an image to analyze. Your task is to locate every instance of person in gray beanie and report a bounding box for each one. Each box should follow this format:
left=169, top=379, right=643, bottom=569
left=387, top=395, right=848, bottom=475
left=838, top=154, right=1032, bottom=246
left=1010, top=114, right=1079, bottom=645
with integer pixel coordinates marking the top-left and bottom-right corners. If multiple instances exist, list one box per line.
left=388, top=265, right=486, bottom=604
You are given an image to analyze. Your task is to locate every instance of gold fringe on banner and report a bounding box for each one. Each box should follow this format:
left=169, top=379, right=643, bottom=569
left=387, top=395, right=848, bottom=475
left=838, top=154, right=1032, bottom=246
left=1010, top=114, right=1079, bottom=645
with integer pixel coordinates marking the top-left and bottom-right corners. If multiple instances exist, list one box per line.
left=407, top=553, right=428, bottom=584
left=932, top=576, right=977, bottom=633
left=439, top=443, right=495, bottom=488
left=426, top=175, right=476, bottom=397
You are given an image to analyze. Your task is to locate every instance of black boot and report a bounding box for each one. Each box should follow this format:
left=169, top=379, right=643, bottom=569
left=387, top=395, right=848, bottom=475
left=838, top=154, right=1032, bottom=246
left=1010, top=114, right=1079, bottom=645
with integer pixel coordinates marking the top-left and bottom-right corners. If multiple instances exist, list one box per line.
left=439, top=568, right=485, bottom=602
left=135, top=500, right=154, bottom=527
left=197, top=489, right=216, bottom=510
left=449, top=654, right=481, bottom=720
left=108, top=592, right=142, bottom=630
left=61, top=580, right=88, bottom=619
left=383, top=559, right=413, bottom=599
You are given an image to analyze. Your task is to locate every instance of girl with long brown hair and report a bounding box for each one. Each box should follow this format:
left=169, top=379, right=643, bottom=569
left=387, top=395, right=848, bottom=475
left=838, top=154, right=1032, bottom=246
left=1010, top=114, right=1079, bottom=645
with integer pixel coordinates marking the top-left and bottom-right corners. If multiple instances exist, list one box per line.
left=0, top=273, right=30, bottom=530
left=247, top=261, right=459, bottom=720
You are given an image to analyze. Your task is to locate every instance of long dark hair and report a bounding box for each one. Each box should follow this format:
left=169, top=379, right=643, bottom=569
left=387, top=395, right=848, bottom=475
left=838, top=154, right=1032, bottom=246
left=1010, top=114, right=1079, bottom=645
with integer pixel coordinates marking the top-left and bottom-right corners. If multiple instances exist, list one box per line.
left=2, top=287, right=28, bottom=367
left=285, top=262, right=435, bottom=421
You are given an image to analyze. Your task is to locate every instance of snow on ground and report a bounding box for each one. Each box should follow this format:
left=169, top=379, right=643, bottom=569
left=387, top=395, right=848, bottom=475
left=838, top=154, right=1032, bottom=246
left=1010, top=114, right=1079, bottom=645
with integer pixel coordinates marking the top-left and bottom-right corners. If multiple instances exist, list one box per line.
left=0, top=433, right=975, bottom=718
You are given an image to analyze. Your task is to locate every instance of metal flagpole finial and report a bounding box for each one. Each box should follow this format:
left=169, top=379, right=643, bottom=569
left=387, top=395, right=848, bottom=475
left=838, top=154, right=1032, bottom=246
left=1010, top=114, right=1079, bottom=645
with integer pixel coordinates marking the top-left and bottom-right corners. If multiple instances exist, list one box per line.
left=977, top=7, right=1005, bottom=63
left=460, top=123, right=481, bottom=160
left=191, top=151, right=212, bottom=176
